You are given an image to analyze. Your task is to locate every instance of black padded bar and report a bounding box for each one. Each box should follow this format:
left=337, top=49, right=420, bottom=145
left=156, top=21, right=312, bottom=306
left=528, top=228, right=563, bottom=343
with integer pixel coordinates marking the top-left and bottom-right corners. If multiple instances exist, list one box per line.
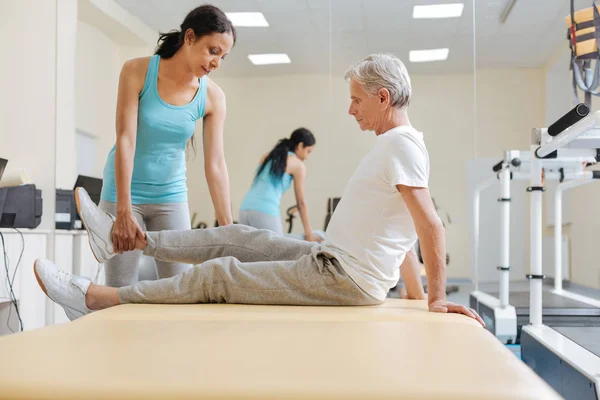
left=526, top=274, right=546, bottom=280
left=497, top=171, right=515, bottom=180
left=559, top=167, right=565, bottom=183
left=594, top=171, right=600, bottom=179
left=547, top=103, right=590, bottom=137
left=574, top=32, right=596, bottom=43
left=492, top=160, right=503, bottom=172
left=526, top=186, right=546, bottom=192
left=573, top=19, right=596, bottom=32
left=534, top=148, right=557, bottom=159
left=596, top=149, right=600, bottom=162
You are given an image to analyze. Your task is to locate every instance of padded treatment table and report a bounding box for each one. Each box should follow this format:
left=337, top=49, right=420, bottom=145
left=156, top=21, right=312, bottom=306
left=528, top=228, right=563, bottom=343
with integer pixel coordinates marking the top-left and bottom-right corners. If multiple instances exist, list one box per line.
left=0, top=299, right=561, bottom=400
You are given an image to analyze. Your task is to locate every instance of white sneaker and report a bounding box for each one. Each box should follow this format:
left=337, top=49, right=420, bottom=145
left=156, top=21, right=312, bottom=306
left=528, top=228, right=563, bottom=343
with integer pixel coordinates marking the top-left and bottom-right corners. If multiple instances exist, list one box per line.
left=75, top=187, right=115, bottom=264
left=34, top=259, right=92, bottom=321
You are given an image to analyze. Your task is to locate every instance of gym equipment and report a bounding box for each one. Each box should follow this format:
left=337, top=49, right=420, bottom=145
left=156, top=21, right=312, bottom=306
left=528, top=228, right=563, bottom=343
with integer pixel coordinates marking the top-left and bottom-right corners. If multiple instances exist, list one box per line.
left=0, top=158, right=6, bottom=181
left=521, top=107, right=600, bottom=400
left=566, top=1, right=600, bottom=106
left=471, top=105, right=600, bottom=344
left=0, top=300, right=561, bottom=400
left=213, top=219, right=238, bottom=228
left=285, top=205, right=297, bottom=234
left=323, top=197, right=340, bottom=230
left=284, top=204, right=326, bottom=241
left=190, top=213, right=208, bottom=229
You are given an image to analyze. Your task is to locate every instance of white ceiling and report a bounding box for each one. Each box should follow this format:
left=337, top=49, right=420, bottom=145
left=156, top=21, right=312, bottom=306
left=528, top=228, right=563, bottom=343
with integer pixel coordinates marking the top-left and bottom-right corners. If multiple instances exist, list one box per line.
left=112, top=0, right=590, bottom=77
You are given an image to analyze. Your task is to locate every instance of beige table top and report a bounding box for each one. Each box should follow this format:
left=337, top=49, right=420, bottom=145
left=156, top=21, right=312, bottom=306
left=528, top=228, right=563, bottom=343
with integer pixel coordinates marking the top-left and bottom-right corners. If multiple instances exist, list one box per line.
left=0, top=300, right=561, bottom=400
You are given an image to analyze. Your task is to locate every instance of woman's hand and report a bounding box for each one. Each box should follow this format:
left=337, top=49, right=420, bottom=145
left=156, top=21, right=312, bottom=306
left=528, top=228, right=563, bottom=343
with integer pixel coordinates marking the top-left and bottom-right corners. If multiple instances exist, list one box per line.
left=304, top=233, right=323, bottom=243
left=112, top=211, right=145, bottom=253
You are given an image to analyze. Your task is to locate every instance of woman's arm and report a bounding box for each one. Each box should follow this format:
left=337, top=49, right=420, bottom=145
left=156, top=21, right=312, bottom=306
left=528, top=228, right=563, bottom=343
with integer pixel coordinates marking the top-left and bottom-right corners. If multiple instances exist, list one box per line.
left=112, top=58, right=146, bottom=252
left=291, top=161, right=319, bottom=241
left=202, top=79, right=233, bottom=226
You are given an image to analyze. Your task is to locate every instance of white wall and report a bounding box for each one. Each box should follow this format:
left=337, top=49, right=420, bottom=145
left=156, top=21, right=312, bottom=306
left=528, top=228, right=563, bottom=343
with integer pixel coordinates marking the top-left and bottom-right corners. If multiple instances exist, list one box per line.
left=56, top=0, right=78, bottom=190
left=72, top=22, right=155, bottom=182
left=468, top=69, right=545, bottom=283
left=74, top=21, right=122, bottom=179
left=0, top=0, right=57, bottom=231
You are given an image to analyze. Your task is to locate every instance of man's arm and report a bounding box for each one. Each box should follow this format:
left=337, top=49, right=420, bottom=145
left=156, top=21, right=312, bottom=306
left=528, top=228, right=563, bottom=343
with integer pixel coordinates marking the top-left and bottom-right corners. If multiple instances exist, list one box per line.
left=397, top=185, right=446, bottom=304
left=397, top=184, right=485, bottom=326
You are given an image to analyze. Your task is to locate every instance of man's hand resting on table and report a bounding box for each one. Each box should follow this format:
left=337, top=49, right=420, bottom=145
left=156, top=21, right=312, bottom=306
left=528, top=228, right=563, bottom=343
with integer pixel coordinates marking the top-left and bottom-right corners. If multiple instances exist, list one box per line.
left=429, top=298, right=486, bottom=328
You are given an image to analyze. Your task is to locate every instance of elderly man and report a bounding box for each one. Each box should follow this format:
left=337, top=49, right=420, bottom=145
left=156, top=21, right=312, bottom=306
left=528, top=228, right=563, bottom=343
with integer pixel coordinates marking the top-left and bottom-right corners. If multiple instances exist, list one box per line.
left=34, top=53, right=484, bottom=326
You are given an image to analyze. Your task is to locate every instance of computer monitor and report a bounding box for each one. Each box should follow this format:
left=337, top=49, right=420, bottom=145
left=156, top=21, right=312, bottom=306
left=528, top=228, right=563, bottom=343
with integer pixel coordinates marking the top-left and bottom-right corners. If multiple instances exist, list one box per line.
left=73, top=175, right=102, bottom=205
left=0, top=158, right=7, bottom=181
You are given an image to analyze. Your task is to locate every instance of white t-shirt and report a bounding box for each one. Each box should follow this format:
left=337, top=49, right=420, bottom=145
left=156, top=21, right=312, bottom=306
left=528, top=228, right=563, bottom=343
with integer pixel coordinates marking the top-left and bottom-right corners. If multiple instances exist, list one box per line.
left=322, top=125, right=430, bottom=301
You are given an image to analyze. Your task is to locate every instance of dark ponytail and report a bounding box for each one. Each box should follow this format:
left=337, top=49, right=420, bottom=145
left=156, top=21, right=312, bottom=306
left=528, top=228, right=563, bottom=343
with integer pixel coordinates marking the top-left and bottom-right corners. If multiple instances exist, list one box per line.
left=156, top=31, right=183, bottom=59
left=155, top=4, right=236, bottom=59
left=256, top=128, right=316, bottom=183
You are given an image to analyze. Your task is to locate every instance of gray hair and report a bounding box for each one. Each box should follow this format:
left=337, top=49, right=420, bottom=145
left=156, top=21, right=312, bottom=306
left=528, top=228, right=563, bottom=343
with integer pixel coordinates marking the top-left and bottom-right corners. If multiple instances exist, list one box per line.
left=344, top=53, right=412, bottom=110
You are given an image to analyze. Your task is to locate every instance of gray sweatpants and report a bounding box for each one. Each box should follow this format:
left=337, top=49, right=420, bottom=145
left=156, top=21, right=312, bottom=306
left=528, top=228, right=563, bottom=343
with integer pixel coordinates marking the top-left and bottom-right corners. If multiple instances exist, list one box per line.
left=118, top=224, right=380, bottom=306
left=99, top=200, right=192, bottom=287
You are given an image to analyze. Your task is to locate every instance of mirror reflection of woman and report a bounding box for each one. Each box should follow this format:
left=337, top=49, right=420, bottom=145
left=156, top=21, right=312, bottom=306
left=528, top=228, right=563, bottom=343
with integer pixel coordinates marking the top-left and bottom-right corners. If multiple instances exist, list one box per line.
left=239, top=128, right=321, bottom=242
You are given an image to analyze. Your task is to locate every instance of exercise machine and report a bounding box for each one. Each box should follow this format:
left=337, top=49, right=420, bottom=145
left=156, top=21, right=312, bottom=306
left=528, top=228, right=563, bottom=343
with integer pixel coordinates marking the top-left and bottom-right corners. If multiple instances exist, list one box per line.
left=471, top=104, right=600, bottom=344
left=521, top=105, right=600, bottom=400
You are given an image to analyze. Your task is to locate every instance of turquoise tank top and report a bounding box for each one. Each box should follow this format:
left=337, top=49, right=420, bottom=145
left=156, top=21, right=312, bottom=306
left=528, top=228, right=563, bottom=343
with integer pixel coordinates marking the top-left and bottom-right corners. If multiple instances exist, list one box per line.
left=240, top=152, right=295, bottom=216
left=101, top=55, right=208, bottom=204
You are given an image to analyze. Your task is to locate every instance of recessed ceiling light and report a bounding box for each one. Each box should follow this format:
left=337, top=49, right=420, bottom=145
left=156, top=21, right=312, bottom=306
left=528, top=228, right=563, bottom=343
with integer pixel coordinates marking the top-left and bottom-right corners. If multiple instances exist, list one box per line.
left=409, top=48, right=449, bottom=63
left=413, top=3, right=464, bottom=19
left=225, top=12, right=269, bottom=27
left=248, top=53, right=291, bottom=65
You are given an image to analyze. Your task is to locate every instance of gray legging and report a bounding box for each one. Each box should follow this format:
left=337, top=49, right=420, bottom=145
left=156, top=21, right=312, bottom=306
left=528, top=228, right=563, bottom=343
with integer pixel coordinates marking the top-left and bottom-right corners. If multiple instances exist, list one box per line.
left=99, top=200, right=192, bottom=287
left=238, top=209, right=283, bottom=235
left=239, top=209, right=327, bottom=241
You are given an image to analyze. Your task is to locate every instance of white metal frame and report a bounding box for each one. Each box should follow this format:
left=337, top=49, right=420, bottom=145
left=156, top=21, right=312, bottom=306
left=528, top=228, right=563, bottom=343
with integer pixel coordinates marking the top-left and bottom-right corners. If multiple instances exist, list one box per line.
left=529, top=110, right=600, bottom=325
left=472, top=156, right=594, bottom=295
left=553, top=174, right=597, bottom=294
left=523, top=109, right=600, bottom=398
left=471, top=153, right=592, bottom=343
left=471, top=110, right=600, bottom=344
